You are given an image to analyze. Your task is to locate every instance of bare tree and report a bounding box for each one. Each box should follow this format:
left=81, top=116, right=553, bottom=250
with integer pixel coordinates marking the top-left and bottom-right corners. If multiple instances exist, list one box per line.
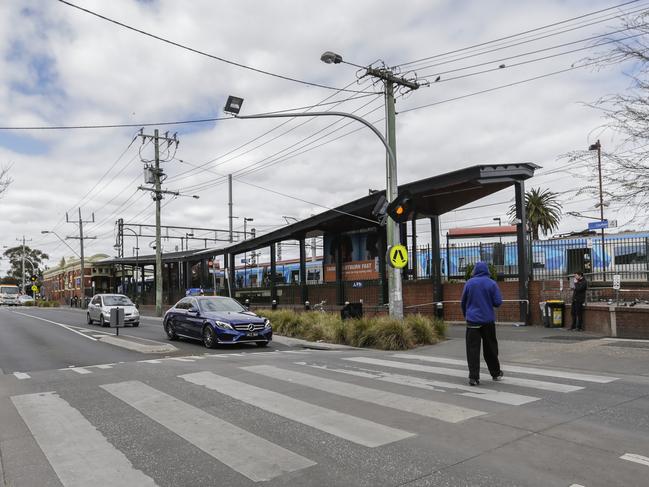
left=0, top=165, right=12, bottom=198
left=561, top=12, right=649, bottom=223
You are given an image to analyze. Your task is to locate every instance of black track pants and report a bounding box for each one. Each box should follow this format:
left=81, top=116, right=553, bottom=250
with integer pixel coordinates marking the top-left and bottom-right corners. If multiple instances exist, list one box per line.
left=466, top=322, right=501, bottom=380
left=571, top=301, right=585, bottom=330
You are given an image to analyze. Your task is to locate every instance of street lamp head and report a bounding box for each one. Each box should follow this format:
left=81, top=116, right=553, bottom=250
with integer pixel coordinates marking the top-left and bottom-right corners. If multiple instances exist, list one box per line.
left=224, top=95, right=244, bottom=115
left=192, top=195, right=200, bottom=199
left=588, top=140, right=601, bottom=151
left=320, top=51, right=343, bottom=64
left=41, top=230, right=50, bottom=234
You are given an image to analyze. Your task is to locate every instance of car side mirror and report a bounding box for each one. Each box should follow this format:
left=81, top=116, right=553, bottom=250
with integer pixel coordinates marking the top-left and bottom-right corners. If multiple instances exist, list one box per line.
left=188, top=307, right=199, bottom=315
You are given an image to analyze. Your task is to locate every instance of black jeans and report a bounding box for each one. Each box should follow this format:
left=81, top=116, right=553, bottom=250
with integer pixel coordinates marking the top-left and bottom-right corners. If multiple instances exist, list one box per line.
left=466, top=322, right=501, bottom=380
left=571, top=300, right=585, bottom=330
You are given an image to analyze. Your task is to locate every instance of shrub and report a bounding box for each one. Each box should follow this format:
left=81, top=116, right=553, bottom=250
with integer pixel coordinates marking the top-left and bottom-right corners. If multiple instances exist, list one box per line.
left=23, top=301, right=35, bottom=307
left=405, top=314, right=437, bottom=345
left=433, top=318, right=447, bottom=338
left=262, top=309, right=445, bottom=350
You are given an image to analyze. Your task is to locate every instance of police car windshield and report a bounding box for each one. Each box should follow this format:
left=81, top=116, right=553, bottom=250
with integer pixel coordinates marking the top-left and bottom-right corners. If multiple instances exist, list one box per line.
left=198, top=297, right=246, bottom=313
left=103, top=295, right=133, bottom=306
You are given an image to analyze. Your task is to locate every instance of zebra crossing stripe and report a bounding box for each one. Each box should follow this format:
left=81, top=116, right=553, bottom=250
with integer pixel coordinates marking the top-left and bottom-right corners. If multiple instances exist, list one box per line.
left=620, top=453, right=649, bottom=467
left=180, top=371, right=414, bottom=447
left=66, top=367, right=92, bottom=375
left=295, top=362, right=539, bottom=406
left=344, top=357, right=583, bottom=393
left=13, top=372, right=30, bottom=380
left=243, top=365, right=484, bottom=423
left=101, top=380, right=314, bottom=482
left=11, top=391, right=157, bottom=487
left=392, top=354, right=617, bottom=383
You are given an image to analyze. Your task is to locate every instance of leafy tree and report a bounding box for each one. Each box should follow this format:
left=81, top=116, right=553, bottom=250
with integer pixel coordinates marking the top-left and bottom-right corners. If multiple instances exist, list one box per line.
left=508, top=187, right=562, bottom=240
left=2, top=246, right=49, bottom=283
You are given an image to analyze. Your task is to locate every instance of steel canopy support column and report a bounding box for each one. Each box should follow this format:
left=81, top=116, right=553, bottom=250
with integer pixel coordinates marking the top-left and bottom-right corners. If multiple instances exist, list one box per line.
left=228, top=254, right=235, bottom=295
left=399, top=223, right=408, bottom=280
left=299, top=236, right=308, bottom=304
left=430, top=216, right=443, bottom=303
left=335, top=234, right=344, bottom=305
left=411, top=217, right=418, bottom=279
left=270, top=244, right=277, bottom=303
left=515, top=180, right=529, bottom=323
left=378, top=227, right=388, bottom=305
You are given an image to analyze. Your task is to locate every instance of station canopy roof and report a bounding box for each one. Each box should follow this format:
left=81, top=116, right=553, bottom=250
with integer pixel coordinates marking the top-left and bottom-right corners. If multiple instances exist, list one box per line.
left=106, top=162, right=537, bottom=265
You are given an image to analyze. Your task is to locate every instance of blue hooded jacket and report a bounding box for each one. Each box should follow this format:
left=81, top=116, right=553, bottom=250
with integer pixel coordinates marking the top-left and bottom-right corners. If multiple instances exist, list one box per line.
left=460, top=262, right=503, bottom=325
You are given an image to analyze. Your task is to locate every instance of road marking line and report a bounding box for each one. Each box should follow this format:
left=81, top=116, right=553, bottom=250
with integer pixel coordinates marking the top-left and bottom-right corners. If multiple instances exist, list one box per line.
left=10, top=311, right=98, bottom=341
left=139, top=359, right=162, bottom=364
left=392, top=354, right=617, bottom=383
left=92, top=334, right=107, bottom=338
left=244, top=365, right=484, bottom=423
left=570, top=484, right=585, bottom=487
left=620, top=453, right=649, bottom=467
left=295, top=362, right=539, bottom=406
left=13, top=372, right=30, bottom=380
left=101, top=380, right=315, bottom=482
left=167, top=357, right=195, bottom=362
left=344, top=357, right=583, bottom=393
left=93, top=364, right=114, bottom=369
left=11, top=391, right=157, bottom=486
left=67, top=367, right=92, bottom=375
left=180, top=371, right=414, bottom=447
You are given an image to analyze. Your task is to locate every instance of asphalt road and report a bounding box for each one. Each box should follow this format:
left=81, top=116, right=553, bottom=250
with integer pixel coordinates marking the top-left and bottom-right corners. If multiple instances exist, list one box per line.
left=1, top=308, right=649, bottom=486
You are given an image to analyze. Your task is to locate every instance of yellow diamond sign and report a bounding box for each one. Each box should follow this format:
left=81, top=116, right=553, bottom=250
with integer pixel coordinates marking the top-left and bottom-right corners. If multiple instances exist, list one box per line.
left=388, top=244, right=408, bottom=269
left=31, top=285, right=39, bottom=292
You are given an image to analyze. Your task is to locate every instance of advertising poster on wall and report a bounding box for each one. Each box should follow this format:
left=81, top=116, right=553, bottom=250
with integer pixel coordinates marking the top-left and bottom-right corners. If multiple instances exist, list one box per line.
left=323, top=230, right=380, bottom=282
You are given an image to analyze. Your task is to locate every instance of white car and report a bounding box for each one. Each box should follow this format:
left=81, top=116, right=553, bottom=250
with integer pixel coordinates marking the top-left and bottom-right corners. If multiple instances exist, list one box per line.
left=86, top=294, right=140, bottom=327
left=18, top=295, right=35, bottom=305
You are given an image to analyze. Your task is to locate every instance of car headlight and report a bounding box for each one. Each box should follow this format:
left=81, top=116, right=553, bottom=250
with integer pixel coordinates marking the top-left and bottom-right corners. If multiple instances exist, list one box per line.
left=264, top=318, right=271, bottom=328
left=214, top=320, right=234, bottom=330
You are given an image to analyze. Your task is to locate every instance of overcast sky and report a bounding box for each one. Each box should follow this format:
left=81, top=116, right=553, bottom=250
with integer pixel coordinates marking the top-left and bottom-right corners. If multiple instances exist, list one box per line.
left=0, top=0, right=644, bottom=273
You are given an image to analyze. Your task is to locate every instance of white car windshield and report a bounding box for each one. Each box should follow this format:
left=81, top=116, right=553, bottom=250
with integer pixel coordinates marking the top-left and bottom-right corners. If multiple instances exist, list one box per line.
left=103, top=296, right=134, bottom=306
left=0, top=287, right=19, bottom=295
left=198, top=298, right=246, bottom=313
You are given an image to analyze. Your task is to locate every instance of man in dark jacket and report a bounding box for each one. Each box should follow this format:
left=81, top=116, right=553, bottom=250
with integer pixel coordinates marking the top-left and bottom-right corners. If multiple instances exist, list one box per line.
left=571, top=272, right=587, bottom=331
left=461, top=262, right=503, bottom=386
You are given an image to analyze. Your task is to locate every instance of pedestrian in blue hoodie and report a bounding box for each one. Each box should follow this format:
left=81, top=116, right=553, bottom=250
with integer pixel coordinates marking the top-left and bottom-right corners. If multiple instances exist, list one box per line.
left=460, top=262, right=504, bottom=386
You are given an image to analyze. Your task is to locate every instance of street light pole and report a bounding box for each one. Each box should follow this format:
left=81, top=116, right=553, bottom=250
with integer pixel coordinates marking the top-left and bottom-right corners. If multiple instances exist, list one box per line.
left=589, top=140, right=606, bottom=280
left=225, top=101, right=404, bottom=317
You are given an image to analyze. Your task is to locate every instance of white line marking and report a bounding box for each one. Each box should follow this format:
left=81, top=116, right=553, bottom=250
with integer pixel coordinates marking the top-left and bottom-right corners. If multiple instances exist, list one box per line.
left=12, top=391, right=157, bottom=486
left=181, top=371, right=414, bottom=447
left=244, top=365, right=484, bottom=423
left=569, top=484, right=585, bottom=487
left=92, top=334, right=108, bottom=338
left=295, top=362, right=539, bottom=406
left=67, top=367, right=92, bottom=375
left=93, top=364, right=113, bottom=369
left=139, top=359, right=162, bottom=364
left=167, top=357, right=195, bottom=362
left=13, top=372, right=30, bottom=380
left=101, top=380, right=315, bottom=482
left=620, top=453, right=649, bottom=467
left=344, top=357, right=583, bottom=393
left=11, top=311, right=98, bottom=341
left=392, top=354, right=617, bottom=383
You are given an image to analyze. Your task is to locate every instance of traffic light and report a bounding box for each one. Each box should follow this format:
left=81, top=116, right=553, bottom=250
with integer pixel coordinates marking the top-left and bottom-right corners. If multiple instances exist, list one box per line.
left=30, top=274, right=37, bottom=282
left=386, top=191, right=414, bottom=223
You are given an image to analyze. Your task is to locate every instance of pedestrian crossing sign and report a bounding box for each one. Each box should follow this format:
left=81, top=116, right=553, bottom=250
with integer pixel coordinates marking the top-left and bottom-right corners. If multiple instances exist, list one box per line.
left=31, top=285, right=39, bottom=292
left=388, top=244, right=408, bottom=269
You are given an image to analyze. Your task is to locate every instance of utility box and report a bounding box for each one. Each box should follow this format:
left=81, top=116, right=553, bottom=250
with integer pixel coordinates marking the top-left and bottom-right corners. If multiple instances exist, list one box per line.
left=110, top=307, right=125, bottom=328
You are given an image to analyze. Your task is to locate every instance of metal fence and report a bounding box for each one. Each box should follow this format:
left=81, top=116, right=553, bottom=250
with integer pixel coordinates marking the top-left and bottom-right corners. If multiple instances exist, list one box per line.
left=406, top=237, right=649, bottom=282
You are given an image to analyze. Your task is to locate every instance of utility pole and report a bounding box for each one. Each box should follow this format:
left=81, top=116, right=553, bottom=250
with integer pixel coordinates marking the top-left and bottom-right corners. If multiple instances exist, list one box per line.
left=364, top=65, right=421, bottom=319
left=228, top=174, right=233, bottom=242
left=16, top=236, right=32, bottom=293
left=138, top=129, right=180, bottom=316
left=66, top=209, right=96, bottom=306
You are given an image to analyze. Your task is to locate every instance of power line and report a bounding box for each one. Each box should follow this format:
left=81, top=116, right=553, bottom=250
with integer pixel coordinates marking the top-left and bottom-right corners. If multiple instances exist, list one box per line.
left=56, top=0, right=371, bottom=94
left=395, top=0, right=642, bottom=69
left=397, top=55, right=625, bottom=114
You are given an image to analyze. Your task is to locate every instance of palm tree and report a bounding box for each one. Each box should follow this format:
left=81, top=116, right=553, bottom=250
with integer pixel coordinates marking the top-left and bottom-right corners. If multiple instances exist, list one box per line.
left=508, top=187, right=562, bottom=240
